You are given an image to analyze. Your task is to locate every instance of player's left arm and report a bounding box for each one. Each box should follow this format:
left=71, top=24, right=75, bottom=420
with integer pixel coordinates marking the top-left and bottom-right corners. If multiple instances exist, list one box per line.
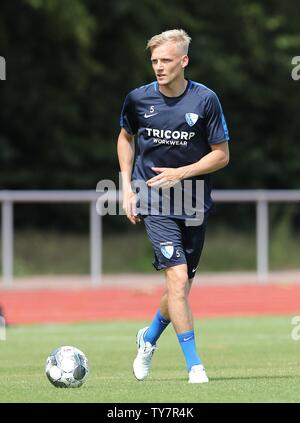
left=147, top=141, right=229, bottom=188
left=178, top=141, right=230, bottom=178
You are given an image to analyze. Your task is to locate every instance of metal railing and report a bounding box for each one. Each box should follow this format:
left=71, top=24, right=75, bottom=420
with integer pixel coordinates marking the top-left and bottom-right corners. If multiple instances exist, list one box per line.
left=1, top=190, right=300, bottom=287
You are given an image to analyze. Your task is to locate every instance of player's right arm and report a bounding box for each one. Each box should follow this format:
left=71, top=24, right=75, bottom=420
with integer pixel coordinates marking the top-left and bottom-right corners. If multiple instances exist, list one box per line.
left=117, top=128, right=140, bottom=224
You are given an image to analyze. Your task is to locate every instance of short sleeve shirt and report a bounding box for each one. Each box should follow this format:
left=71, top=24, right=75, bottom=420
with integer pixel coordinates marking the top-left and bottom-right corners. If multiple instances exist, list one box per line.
left=120, top=80, right=230, bottom=218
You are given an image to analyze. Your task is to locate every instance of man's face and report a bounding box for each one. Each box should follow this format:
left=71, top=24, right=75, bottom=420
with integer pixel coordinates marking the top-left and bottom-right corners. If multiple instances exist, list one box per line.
left=151, top=42, right=188, bottom=86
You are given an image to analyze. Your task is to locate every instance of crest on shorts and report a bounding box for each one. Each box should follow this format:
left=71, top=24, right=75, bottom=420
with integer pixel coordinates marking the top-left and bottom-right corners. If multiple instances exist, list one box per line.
left=185, top=113, right=199, bottom=127
left=160, top=242, right=174, bottom=259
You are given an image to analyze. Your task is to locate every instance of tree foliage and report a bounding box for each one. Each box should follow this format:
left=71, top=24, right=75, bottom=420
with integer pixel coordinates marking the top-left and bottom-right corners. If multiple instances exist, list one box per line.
left=0, top=0, right=299, bottom=227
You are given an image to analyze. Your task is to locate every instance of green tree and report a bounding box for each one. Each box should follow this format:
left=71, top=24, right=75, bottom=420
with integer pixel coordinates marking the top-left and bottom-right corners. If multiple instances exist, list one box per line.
left=0, top=0, right=299, bottom=229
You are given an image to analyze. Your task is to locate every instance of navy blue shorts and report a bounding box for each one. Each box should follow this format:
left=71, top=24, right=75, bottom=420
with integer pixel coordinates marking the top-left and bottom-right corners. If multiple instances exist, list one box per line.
left=142, top=215, right=207, bottom=279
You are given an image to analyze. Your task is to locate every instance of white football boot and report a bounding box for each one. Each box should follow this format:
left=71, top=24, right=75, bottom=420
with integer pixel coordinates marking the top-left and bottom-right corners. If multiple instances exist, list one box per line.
left=133, top=327, right=156, bottom=381
left=188, top=364, right=209, bottom=384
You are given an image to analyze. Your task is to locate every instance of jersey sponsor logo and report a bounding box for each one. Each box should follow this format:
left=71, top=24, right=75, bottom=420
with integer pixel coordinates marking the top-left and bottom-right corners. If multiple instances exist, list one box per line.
left=160, top=242, right=174, bottom=259
left=185, top=113, right=199, bottom=127
left=145, top=128, right=195, bottom=141
left=144, top=112, right=159, bottom=118
left=153, top=138, right=187, bottom=146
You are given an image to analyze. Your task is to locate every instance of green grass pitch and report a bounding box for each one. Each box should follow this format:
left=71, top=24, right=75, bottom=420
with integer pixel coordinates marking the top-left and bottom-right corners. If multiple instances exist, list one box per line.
left=0, top=316, right=300, bottom=403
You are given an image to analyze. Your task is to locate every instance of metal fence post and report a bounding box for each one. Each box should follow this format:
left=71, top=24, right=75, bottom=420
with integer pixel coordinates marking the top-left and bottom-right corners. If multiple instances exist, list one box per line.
left=256, top=198, right=269, bottom=282
left=2, top=201, right=13, bottom=286
left=90, top=201, right=102, bottom=286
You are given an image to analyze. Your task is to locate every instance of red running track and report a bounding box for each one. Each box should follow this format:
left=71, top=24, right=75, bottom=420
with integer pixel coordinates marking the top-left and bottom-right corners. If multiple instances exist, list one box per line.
left=1, top=284, right=300, bottom=324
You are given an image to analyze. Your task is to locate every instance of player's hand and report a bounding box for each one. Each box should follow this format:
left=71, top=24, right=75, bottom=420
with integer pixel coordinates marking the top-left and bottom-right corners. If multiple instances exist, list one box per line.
left=122, top=190, right=141, bottom=225
left=146, top=167, right=183, bottom=189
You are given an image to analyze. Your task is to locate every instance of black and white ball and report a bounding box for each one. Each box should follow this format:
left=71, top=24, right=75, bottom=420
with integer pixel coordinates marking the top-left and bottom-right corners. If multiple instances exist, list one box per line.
left=45, top=346, right=89, bottom=388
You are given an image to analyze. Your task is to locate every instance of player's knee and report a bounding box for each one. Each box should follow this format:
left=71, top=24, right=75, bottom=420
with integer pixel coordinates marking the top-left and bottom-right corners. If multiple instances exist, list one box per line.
left=166, top=267, right=189, bottom=299
left=168, top=284, right=188, bottom=302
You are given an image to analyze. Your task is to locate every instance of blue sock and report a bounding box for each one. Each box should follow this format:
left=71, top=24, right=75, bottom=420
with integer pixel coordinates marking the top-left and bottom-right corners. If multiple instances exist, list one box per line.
left=177, top=330, right=202, bottom=372
left=143, top=309, right=171, bottom=345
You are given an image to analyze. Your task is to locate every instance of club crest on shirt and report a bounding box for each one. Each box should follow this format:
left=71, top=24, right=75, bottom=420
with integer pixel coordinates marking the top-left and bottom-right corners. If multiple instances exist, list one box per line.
left=160, top=242, right=174, bottom=259
left=185, top=113, right=199, bottom=127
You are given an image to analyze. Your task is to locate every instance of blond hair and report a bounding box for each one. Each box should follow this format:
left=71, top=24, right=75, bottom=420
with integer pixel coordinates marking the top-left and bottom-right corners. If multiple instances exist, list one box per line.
left=146, top=29, right=191, bottom=54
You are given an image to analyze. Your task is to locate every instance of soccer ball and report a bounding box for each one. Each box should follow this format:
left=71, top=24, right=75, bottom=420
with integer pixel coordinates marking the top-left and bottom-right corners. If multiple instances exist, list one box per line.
left=45, top=345, right=89, bottom=388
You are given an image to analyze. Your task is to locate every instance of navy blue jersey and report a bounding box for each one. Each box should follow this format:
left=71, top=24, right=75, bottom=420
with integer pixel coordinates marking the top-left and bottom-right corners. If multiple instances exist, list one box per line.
left=120, top=79, right=229, bottom=219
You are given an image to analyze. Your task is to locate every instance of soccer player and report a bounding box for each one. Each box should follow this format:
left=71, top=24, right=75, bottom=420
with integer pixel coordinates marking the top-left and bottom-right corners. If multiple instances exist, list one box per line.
left=117, top=29, right=230, bottom=383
